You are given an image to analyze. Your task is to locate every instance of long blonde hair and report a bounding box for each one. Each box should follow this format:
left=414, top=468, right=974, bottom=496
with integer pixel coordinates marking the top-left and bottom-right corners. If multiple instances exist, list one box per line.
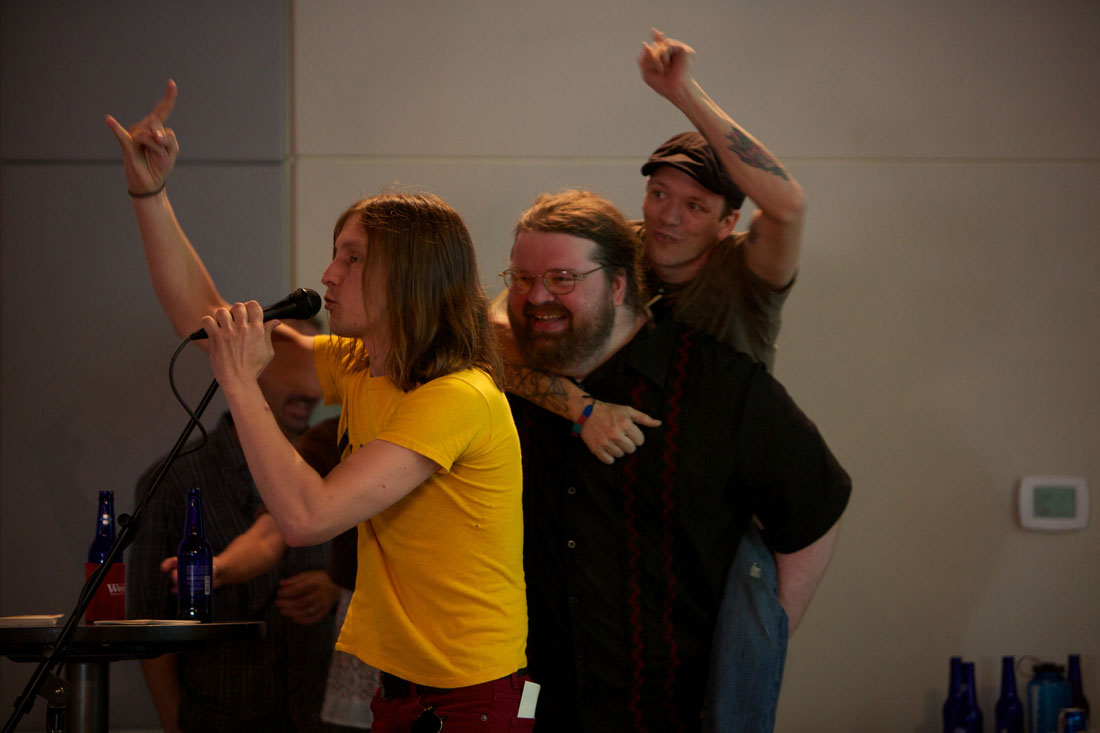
left=332, top=192, right=503, bottom=392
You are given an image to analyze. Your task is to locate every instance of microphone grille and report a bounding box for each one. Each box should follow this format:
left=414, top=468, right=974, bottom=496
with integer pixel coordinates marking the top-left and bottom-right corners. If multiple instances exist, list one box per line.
left=291, top=288, right=322, bottom=318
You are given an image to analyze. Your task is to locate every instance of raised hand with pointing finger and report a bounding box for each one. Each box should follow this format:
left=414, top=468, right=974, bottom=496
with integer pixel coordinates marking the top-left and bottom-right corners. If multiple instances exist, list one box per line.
left=638, top=28, right=697, bottom=109
left=105, top=79, right=179, bottom=197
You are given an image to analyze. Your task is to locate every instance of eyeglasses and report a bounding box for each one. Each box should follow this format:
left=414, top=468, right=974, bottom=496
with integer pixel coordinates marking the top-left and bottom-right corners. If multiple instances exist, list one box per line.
left=412, top=705, right=443, bottom=733
left=500, top=266, right=605, bottom=295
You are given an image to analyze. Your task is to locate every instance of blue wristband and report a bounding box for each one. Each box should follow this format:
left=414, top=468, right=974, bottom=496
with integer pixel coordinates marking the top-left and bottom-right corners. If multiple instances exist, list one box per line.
left=571, top=402, right=595, bottom=436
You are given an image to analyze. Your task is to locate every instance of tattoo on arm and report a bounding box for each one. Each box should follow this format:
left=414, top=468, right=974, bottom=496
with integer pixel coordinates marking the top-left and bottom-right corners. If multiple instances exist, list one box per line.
left=725, top=128, right=789, bottom=181
left=505, top=362, right=572, bottom=417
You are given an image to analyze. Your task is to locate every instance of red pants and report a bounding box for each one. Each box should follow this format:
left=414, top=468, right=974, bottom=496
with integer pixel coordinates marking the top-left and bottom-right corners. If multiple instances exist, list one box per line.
left=370, top=670, right=535, bottom=733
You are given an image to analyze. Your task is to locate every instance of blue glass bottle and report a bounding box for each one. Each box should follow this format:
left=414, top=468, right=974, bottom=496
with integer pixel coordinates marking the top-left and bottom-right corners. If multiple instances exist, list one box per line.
left=1066, top=654, right=1089, bottom=721
left=88, top=490, right=117, bottom=564
left=1027, top=663, right=1070, bottom=733
left=945, top=656, right=964, bottom=733
left=951, top=661, right=985, bottom=733
left=995, top=656, right=1024, bottom=733
left=85, top=490, right=126, bottom=622
left=176, top=488, right=213, bottom=622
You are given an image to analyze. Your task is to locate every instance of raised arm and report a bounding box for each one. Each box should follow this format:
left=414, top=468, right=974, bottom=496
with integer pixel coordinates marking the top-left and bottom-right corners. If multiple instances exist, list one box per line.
left=640, top=29, right=805, bottom=290
left=105, top=81, right=226, bottom=342
left=106, top=81, right=317, bottom=374
left=489, top=289, right=659, bottom=464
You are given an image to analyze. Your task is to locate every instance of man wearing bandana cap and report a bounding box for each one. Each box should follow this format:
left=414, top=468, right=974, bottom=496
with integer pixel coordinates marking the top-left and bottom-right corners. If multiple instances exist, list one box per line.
left=634, top=31, right=810, bottom=733
left=496, top=29, right=813, bottom=733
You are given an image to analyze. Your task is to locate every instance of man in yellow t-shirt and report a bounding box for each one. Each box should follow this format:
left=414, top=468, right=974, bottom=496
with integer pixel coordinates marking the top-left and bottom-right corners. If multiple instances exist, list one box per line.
left=109, top=84, right=533, bottom=731
left=315, top=338, right=526, bottom=689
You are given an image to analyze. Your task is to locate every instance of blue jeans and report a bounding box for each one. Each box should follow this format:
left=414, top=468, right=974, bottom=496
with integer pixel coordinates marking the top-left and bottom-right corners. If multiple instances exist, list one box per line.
left=702, top=525, right=788, bottom=733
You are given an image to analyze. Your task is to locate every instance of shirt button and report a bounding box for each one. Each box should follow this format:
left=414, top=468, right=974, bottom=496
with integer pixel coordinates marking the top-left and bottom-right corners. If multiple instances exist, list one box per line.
left=568, top=596, right=579, bottom=605
left=566, top=540, right=576, bottom=549
left=566, top=486, right=577, bottom=495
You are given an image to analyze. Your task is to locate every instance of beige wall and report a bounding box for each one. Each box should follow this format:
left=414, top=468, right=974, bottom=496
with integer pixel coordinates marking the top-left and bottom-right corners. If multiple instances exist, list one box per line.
left=291, top=0, right=1099, bottom=729
left=1, top=1, right=1095, bottom=730
left=0, top=2, right=291, bottom=729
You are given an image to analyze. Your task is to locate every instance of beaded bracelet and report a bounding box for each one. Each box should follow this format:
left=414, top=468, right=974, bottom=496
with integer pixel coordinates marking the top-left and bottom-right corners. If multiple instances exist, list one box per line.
left=571, top=400, right=595, bottom=437
left=128, top=182, right=166, bottom=199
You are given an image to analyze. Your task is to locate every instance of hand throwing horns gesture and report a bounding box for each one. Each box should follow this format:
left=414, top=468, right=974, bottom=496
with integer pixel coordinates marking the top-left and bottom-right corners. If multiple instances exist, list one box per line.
left=105, top=80, right=180, bottom=196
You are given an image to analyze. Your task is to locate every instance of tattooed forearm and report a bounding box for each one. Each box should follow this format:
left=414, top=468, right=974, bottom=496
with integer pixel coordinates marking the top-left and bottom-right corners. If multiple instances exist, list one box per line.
left=726, top=127, right=789, bottom=181
left=505, top=362, right=572, bottom=417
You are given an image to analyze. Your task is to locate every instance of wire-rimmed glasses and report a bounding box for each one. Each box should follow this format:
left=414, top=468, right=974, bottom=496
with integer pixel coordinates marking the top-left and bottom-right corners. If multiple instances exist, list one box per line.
left=499, top=266, right=604, bottom=295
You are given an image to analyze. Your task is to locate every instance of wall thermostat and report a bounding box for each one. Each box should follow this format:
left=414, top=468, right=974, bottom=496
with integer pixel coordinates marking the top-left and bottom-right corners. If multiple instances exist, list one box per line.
left=1017, top=476, right=1089, bottom=531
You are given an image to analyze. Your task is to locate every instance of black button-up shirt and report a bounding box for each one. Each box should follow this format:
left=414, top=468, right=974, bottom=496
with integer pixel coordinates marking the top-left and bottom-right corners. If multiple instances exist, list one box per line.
left=129, top=413, right=334, bottom=732
left=511, top=317, right=850, bottom=732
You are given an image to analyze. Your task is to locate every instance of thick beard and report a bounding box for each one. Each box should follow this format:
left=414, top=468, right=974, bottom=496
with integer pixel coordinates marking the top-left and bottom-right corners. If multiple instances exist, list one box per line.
left=511, top=298, right=614, bottom=373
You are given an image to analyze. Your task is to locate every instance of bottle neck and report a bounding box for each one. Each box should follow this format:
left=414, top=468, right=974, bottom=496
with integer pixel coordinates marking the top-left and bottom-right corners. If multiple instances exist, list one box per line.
left=95, top=494, right=115, bottom=539
left=184, top=493, right=205, bottom=536
left=1067, top=657, right=1085, bottom=700
left=948, top=658, right=962, bottom=692
left=962, top=664, right=979, bottom=705
left=1000, top=658, right=1017, bottom=697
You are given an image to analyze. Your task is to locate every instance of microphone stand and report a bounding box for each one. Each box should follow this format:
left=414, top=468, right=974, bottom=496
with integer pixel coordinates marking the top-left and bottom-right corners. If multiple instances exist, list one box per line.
left=3, top=378, right=220, bottom=733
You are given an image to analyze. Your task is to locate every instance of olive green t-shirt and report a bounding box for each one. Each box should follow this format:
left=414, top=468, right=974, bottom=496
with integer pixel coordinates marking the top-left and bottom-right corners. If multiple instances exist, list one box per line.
left=637, top=225, right=793, bottom=372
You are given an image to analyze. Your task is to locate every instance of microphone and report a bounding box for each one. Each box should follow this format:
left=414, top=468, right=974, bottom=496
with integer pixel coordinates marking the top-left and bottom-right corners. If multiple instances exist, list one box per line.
left=188, top=288, right=322, bottom=340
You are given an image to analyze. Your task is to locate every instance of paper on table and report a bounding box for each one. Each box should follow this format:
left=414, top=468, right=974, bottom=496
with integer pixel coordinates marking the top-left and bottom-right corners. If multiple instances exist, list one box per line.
left=93, top=619, right=201, bottom=626
left=0, top=615, right=63, bottom=627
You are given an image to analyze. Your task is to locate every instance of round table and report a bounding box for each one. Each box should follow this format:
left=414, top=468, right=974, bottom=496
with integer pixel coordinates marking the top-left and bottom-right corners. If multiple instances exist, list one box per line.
left=1, top=621, right=264, bottom=733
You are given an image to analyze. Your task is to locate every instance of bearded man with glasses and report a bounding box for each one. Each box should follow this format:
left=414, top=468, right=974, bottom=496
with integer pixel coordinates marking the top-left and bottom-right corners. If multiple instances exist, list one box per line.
left=490, top=29, right=810, bottom=731
left=500, top=189, right=848, bottom=733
